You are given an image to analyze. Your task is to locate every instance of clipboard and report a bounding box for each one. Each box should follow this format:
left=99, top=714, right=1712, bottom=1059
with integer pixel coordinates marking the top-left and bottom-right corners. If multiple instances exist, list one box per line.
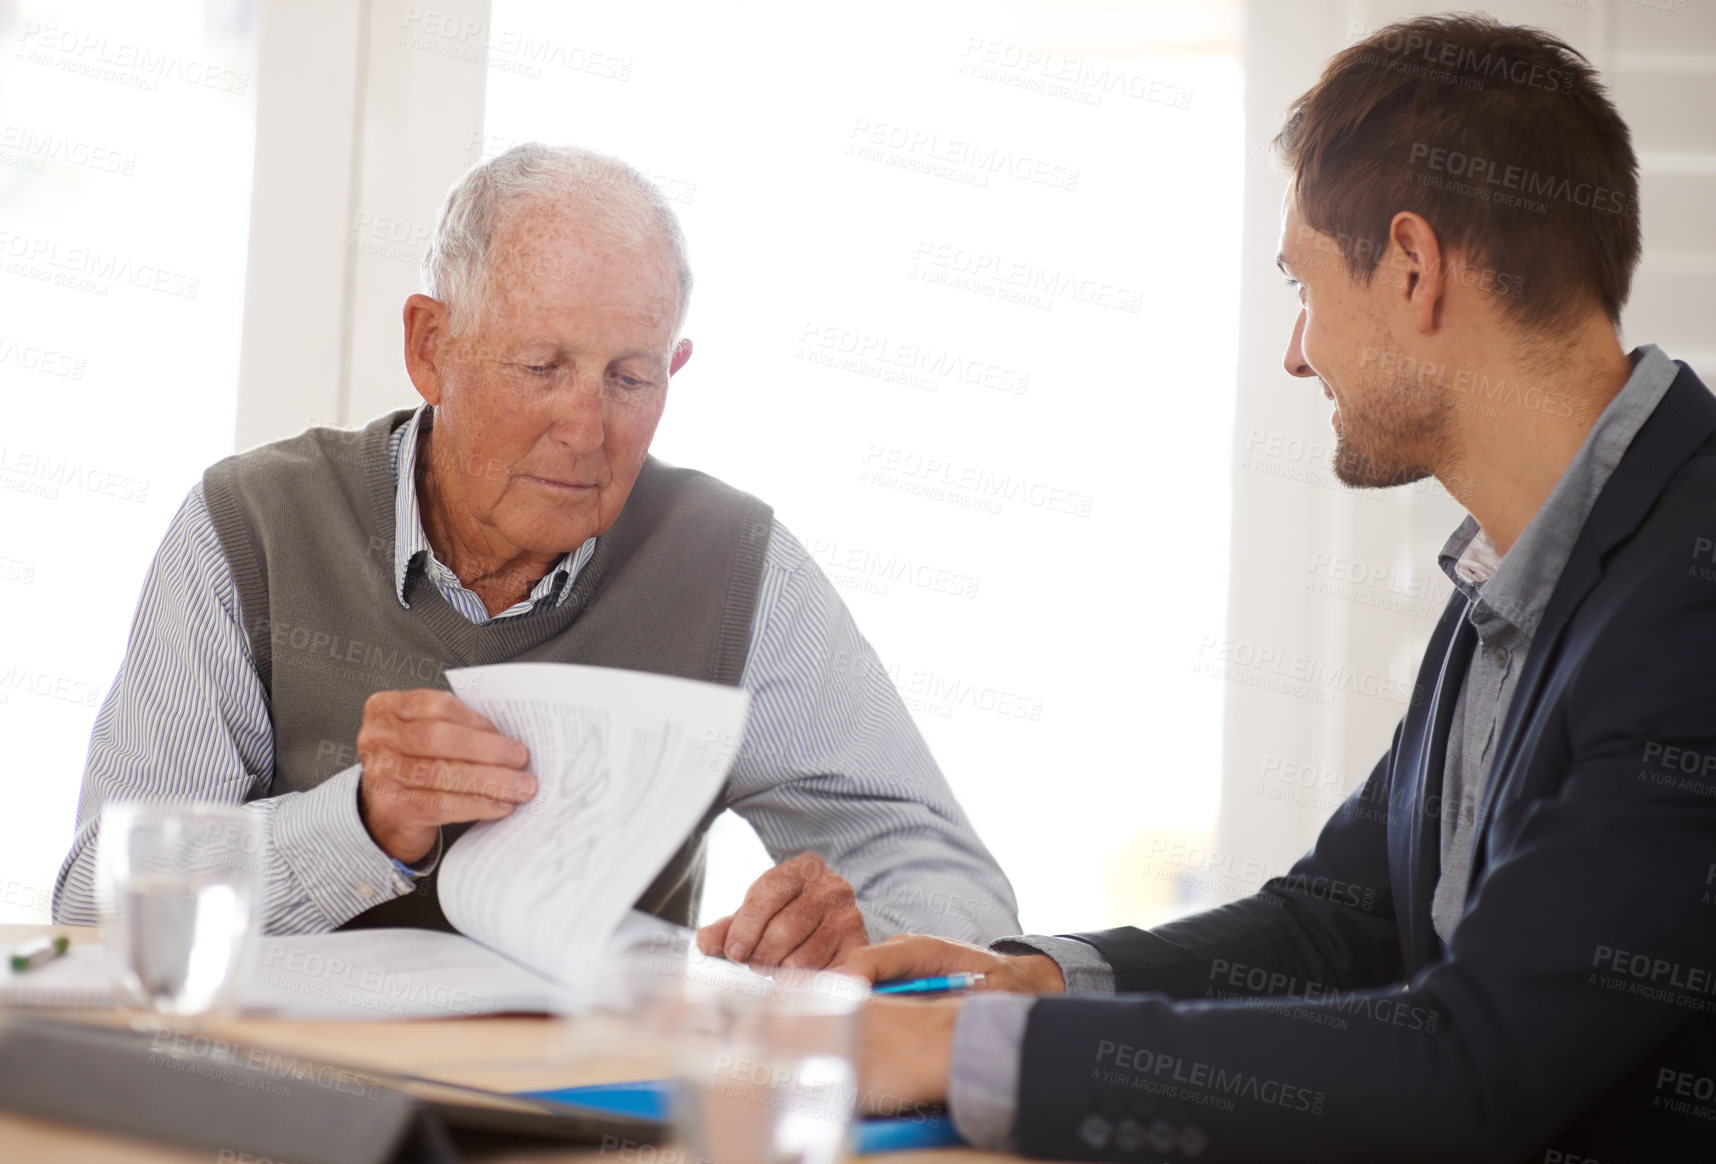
left=0, top=1015, right=666, bottom=1163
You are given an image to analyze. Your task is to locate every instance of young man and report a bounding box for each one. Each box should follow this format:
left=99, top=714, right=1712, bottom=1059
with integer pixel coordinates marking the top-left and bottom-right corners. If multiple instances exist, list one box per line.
left=850, top=15, right=1716, bottom=1162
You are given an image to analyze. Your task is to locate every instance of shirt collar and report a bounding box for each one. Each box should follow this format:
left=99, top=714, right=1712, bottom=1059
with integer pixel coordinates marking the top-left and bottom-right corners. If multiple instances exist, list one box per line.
left=388, top=404, right=594, bottom=616
left=1437, top=344, right=1680, bottom=640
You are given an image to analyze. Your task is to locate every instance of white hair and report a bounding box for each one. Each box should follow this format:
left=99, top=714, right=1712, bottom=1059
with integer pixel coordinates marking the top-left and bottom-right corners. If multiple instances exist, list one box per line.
left=421, top=142, right=692, bottom=335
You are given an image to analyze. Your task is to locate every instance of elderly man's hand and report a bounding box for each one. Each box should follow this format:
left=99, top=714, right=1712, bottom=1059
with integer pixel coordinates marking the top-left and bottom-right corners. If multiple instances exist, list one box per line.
left=695, top=852, right=867, bottom=970
left=840, top=934, right=1066, bottom=993
left=355, top=689, right=536, bottom=863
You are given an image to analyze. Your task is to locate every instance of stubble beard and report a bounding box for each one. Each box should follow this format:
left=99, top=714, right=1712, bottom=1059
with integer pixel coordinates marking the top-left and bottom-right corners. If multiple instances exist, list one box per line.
left=1330, top=360, right=1448, bottom=490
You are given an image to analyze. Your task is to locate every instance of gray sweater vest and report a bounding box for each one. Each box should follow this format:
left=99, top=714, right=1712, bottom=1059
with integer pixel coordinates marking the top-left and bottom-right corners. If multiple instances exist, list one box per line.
left=201, top=408, right=772, bottom=933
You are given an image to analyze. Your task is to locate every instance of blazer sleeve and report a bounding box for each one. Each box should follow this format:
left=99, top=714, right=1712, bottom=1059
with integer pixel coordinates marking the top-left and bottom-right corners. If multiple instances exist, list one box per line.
left=1009, top=541, right=1716, bottom=1163
left=1065, top=723, right=1406, bottom=1000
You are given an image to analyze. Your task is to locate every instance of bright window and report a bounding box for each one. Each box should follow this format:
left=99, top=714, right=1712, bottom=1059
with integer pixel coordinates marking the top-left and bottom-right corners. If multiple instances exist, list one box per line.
left=484, top=0, right=1244, bottom=933
left=0, top=0, right=256, bottom=920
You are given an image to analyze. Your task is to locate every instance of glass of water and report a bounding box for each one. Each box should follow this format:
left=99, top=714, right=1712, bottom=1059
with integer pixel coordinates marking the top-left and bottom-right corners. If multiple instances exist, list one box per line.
left=95, top=802, right=262, bottom=1019
left=578, top=934, right=867, bottom=1164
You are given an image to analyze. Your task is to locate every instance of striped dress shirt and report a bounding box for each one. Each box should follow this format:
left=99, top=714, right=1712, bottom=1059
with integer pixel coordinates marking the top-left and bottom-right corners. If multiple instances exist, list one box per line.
left=53, top=405, right=1020, bottom=941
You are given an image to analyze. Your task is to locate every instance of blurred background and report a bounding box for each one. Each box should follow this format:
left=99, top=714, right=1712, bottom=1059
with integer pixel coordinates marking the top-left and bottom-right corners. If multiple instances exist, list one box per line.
left=0, top=0, right=1709, bottom=934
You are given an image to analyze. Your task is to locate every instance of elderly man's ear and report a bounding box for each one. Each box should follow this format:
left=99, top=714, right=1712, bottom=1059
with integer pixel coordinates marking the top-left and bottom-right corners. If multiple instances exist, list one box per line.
left=403, top=294, right=450, bottom=405
left=670, top=338, right=693, bottom=377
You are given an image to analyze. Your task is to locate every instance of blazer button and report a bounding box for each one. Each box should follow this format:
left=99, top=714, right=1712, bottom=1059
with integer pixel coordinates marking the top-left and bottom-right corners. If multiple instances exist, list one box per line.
left=1114, top=1118, right=1144, bottom=1152
left=1181, top=1125, right=1210, bottom=1157
left=1078, top=1114, right=1113, bottom=1150
left=1146, top=1119, right=1176, bottom=1153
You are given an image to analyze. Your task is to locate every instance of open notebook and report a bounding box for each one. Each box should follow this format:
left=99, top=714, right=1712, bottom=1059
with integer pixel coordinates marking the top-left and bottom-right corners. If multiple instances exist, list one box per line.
left=0, top=914, right=687, bottom=1018
left=3, top=663, right=748, bottom=1018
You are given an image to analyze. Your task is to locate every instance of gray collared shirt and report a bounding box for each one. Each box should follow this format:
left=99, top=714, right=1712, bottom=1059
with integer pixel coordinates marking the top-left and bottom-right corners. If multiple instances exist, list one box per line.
left=948, top=344, right=1682, bottom=1151
left=1429, top=343, right=1677, bottom=939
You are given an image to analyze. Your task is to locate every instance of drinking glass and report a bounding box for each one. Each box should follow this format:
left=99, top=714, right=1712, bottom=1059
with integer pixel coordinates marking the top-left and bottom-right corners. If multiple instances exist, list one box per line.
left=95, top=802, right=263, bottom=1018
left=576, top=933, right=868, bottom=1164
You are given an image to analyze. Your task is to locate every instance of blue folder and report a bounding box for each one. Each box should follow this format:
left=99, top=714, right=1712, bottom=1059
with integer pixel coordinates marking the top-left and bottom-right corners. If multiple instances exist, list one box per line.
left=518, top=1079, right=965, bottom=1154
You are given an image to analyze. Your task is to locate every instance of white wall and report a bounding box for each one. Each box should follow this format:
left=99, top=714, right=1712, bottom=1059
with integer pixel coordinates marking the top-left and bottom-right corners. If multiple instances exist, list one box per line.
left=479, top=0, right=1247, bottom=933
left=234, top=0, right=491, bottom=448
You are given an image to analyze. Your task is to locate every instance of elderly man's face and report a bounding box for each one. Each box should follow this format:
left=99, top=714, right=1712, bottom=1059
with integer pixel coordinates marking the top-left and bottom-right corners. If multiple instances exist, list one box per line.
left=410, top=203, right=687, bottom=559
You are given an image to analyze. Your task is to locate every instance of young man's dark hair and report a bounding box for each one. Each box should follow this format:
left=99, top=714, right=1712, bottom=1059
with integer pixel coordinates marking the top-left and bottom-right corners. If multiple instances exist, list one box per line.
left=1274, top=14, right=1640, bottom=332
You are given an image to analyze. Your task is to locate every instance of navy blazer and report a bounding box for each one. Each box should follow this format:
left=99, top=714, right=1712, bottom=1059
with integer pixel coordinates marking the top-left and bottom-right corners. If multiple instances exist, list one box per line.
left=1017, top=363, right=1716, bottom=1163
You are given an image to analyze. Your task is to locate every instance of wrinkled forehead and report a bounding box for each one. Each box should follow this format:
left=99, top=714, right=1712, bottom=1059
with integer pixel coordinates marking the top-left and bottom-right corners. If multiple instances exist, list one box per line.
left=485, top=200, right=676, bottom=299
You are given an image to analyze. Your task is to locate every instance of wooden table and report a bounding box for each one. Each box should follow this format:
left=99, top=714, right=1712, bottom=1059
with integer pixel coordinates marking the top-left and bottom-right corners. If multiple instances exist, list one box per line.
left=0, top=926, right=1018, bottom=1163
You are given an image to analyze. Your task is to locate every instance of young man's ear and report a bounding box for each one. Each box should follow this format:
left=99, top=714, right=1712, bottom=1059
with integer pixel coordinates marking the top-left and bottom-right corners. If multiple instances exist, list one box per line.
left=1388, top=212, right=1448, bottom=334
left=403, top=294, right=450, bottom=404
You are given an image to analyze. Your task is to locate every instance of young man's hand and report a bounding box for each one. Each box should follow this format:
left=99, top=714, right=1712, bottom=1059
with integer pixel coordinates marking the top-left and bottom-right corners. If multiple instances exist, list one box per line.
left=840, top=934, right=1066, bottom=993
left=859, top=996, right=964, bottom=1110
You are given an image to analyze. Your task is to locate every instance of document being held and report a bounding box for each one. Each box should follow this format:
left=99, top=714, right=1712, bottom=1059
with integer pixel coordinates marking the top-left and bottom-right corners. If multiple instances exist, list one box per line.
left=0, top=664, right=745, bottom=1019
left=437, top=663, right=749, bottom=989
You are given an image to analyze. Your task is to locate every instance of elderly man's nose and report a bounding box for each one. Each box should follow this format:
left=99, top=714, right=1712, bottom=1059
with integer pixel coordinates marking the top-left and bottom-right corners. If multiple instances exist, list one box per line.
left=551, top=375, right=606, bottom=446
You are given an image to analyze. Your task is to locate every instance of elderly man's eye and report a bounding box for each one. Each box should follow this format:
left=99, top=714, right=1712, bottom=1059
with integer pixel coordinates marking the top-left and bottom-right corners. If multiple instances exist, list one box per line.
left=524, top=363, right=557, bottom=376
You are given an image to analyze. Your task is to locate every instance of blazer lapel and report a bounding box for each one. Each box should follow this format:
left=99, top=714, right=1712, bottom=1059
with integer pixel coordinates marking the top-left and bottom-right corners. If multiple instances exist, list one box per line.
left=1469, top=364, right=1716, bottom=887
left=1396, top=597, right=1477, bottom=971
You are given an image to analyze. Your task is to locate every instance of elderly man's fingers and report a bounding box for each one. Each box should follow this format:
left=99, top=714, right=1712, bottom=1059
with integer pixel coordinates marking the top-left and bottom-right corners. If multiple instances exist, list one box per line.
left=746, top=893, right=833, bottom=967
left=396, top=687, right=499, bottom=732
left=403, top=719, right=530, bottom=769
left=778, top=914, right=869, bottom=971
left=368, top=688, right=498, bottom=733
left=359, top=719, right=528, bottom=771
left=721, top=856, right=817, bottom=962
left=411, top=760, right=537, bottom=801
left=364, top=755, right=536, bottom=803
left=696, top=915, right=734, bottom=957
left=366, top=781, right=526, bottom=821
left=361, top=748, right=537, bottom=800
left=749, top=872, right=860, bottom=967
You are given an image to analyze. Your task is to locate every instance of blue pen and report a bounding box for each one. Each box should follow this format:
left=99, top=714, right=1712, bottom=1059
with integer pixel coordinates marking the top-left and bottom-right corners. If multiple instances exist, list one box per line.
left=872, top=971, right=986, bottom=995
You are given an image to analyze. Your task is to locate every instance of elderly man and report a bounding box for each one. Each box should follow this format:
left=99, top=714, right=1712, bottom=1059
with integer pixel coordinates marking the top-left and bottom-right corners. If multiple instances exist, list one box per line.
left=53, top=144, right=1017, bottom=969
